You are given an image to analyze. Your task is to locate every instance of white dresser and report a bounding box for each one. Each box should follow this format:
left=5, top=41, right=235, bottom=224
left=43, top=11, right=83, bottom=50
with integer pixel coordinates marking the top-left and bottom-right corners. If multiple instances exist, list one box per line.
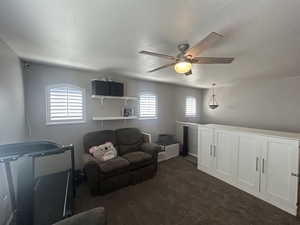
left=195, top=124, right=300, bottom=215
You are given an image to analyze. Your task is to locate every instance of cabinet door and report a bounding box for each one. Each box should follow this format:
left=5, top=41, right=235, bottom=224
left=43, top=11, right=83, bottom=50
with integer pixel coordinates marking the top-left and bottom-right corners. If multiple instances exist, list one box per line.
left=213, top=130, right=238, bottom=184
left=197, top=127, right=214, bottom=174
left=236, top=134, right=261, bottom=196
left=261, top=137, right=299, bottom=215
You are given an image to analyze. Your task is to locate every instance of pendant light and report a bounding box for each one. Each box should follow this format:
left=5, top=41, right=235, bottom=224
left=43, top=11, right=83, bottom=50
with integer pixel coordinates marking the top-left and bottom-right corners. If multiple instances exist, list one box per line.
left=209, top=83, right=219, bottom=109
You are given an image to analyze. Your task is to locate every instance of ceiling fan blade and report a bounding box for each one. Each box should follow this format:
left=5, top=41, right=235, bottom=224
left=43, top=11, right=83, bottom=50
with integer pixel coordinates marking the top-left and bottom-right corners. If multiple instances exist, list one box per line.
left=185, top=70, right=192, bottom=76
left=148, top=62, right=176, bottom=72
left=192, top=57, right=234, bottom=64
left=139, top=50, right=176, bottom=60
left=185, top=32, right=223, bottom=57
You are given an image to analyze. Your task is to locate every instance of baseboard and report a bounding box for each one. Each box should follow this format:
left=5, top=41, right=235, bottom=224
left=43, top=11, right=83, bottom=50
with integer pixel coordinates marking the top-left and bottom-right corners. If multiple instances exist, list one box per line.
left=188, top=153, right=197, bottom=158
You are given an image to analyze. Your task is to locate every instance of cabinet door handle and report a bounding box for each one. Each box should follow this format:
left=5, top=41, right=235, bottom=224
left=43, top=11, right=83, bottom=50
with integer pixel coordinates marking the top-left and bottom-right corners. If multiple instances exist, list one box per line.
left=209, top=144, right=212, bottom=156
left=262, top=158, right=265, bottom=173
left=213, top=145, right=216, bottom=157
left=256, top=157, right=259, bottom=171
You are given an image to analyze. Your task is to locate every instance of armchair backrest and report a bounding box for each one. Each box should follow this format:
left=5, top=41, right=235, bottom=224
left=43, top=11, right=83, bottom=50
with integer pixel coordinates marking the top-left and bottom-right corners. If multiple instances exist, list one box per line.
left=83, top=130, right=116, bottom=153
left=115, top=128, right=144, bottom=155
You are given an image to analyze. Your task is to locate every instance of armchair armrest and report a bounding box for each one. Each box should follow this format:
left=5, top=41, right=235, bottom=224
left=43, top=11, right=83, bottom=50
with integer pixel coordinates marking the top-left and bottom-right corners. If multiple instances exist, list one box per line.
left=53, top=207, right=106, bottom=225
left=141, top=143, right=160, bottom=158
left=83, top=152, right=98, bottom=165
left=82, top=153, right=100, bottom=194
left=141, top=143, right=160, bottom=171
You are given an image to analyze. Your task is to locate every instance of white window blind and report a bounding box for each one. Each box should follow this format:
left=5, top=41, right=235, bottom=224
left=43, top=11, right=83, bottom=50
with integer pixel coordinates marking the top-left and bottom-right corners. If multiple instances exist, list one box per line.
left=139, top=93, right=157, bottom=119
left=46, top=85, right=85, bottom=124
left=185, top=96, right=197, bottom=117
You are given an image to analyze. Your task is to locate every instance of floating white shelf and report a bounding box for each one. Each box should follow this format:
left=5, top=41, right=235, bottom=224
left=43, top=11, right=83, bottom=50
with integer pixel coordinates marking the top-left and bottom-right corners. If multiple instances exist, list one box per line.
left=92, top=116, right=138, bottom=121
left=91, top=95, right=138, bottom=100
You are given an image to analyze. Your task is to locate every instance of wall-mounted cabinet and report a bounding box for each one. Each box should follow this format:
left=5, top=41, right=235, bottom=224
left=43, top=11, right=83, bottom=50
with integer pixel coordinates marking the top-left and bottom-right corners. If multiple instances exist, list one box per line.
left=197, top=125, right=299, bottom=215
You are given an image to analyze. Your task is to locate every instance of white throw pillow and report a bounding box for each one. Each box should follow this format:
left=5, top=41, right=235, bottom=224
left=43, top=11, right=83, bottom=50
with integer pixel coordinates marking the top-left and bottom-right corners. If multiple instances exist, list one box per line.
left=89, top=142, right=117, bottom=162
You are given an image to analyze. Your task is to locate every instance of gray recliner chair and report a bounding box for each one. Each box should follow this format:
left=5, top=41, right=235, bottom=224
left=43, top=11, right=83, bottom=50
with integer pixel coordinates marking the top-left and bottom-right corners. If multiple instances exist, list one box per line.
left=53, top=207, right=106, bottom=225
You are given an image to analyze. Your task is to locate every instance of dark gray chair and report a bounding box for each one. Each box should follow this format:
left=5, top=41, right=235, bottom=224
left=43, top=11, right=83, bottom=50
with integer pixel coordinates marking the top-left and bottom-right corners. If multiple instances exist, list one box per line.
left=53, top=207, right=106, bottom=225
left=83, top=128, right=160, bottom=195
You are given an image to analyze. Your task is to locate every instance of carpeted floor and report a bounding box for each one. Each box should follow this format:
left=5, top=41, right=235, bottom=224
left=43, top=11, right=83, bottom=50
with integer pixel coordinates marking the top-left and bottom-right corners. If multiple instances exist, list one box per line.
left=75, top=157, right=300, bottom=225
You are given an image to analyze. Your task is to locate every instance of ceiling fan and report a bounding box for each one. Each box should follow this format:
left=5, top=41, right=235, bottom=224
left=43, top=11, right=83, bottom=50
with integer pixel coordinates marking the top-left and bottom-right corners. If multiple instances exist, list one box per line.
left=139, top=32, right=234, bottom=76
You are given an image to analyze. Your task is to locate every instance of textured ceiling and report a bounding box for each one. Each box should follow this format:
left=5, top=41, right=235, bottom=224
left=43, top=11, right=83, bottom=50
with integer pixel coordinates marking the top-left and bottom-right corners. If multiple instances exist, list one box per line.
left=1, top=0, right=300, bottom=88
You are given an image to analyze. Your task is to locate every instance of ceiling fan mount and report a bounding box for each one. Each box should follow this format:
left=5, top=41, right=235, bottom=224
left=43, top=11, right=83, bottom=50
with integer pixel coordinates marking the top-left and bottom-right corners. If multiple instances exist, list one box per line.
left=139, top=32, right=234, bottom=75
left=177, top=43, right=190, bottom=53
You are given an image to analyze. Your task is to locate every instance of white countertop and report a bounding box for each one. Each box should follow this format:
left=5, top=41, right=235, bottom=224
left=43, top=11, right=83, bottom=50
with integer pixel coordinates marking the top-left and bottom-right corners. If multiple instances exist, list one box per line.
left=176, top=121, right=300, bottom=140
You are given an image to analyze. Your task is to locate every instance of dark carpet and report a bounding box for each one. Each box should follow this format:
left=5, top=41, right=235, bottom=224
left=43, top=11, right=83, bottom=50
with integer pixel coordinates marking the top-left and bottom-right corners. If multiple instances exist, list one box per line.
left=75, top=157, right=300, bottom=225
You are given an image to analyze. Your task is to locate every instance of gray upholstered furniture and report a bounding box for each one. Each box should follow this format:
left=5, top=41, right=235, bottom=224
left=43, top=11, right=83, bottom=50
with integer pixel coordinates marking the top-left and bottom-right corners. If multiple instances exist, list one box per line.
left=52, top=207, right=106, bottom=225
left=83, top=128, right=160, bottom=195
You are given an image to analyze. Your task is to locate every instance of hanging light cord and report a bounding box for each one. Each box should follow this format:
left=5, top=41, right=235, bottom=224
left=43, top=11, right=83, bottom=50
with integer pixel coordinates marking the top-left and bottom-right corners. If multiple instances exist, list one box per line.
left=212, top=87, right=215, bottom=104
left=212, top=83, right=216, bottom=105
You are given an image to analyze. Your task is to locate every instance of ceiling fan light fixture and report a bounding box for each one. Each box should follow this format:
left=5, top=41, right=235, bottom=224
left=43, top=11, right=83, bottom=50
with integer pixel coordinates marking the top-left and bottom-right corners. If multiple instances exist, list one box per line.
left=139, top=32, right=234, bottom=74
left=174, top=61, right=192, bottom=74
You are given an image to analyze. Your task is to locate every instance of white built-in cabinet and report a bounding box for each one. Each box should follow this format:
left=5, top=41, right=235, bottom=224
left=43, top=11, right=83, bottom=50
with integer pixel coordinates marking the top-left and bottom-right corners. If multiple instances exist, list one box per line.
left=197, top=125, right=299, bottom=215
left=214, top=130, right=238, bottom=185
left=261, top=137, right=299, bottom=214
left=198, top=127, right=214, bottom=174
left=236, top=133, right=261, bottom=196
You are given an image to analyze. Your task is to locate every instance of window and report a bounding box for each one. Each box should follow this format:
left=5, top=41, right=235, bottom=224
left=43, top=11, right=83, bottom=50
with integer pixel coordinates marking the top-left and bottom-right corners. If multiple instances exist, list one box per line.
left=46, top=84, right=85, bottom=125
left=139, top=93, right=157, bottom=119
left=185, top=96, right=197, bottom=117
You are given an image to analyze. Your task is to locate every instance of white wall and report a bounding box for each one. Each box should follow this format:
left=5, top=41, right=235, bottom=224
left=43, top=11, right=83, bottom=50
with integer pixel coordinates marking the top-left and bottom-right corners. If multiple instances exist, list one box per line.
left=177, top=76, right=300, bottom=158
left=23, top=62, right=202, bottom=175
left=0, top=39, right=27, bottom=225
left=202, top=77, right=300, bottom=133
